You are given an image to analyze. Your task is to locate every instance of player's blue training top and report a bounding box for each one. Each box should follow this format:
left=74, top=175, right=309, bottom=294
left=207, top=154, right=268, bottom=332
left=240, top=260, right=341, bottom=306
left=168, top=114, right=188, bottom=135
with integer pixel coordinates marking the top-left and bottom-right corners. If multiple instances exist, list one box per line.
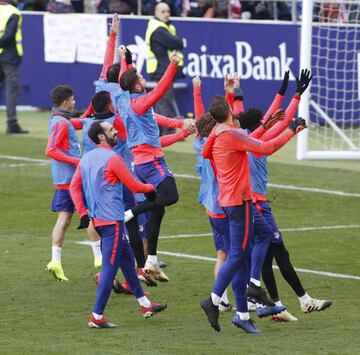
left=245, top=129, right=268, bottom=196
left=48, top=114, right=81, bottom=185
left=94, top=79, right=121, bottom=106
left=193, top=137, right=225, bottom=215
left=80, top=147, right=124, bottom=221
left=248, top=153, right=268, bottom=195
left=116, top=91, right=161, bottom=148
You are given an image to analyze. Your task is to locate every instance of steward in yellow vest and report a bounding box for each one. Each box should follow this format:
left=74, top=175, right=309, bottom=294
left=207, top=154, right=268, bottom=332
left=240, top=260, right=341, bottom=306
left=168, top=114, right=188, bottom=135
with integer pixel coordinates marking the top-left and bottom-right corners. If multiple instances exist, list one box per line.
left=0, top=0, right=23, bottom=64
left=145, top=5, right=184, bottom=81
left=0, top=0, right=28, bottom=134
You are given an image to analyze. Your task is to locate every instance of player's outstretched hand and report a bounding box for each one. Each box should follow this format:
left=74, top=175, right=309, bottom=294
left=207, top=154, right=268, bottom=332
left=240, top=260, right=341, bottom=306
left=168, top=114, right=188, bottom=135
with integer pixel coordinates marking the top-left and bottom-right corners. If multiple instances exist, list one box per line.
left=118, top=44, right=126, bottom=57
left=288, top=117, right=307, bottom=134
left=296, top=69, right=313, bottom=96
left=192, top=75, right=201, bottom=87
left=110, top=13, right=120, bottom=34
left=224, top=73, right=236, bottom=93
left=278, top=70, right=290, bottom=95
left=214, top=124, right=230, bottom=136
left=77, top=214, right=90, bottom=230
left=170, top=51, right=180, bottom=65
left=183, top=119, right=196, bottom=133
left=262, top=108, right=285, bottom=130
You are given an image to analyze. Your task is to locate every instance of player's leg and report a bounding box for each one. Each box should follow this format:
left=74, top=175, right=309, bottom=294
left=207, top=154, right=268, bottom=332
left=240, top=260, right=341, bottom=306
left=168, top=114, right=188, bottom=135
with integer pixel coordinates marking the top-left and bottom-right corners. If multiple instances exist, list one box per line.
left=46, top=189, right=74, bottom=281
left=118, top=229, right=167, bottom=318
left=246, top=203, right=275, bottom=307
left=86, top=221, right=102, bottom=269
left=139, top=177, right=178, bottom=282
left=201, top=202, right=259, bottom=332
left=89, top=223, right=122, bottom=328
left=231, top=249, right=260, bottom=334
left=273, top=242, right=332, bottom=313
left=261, top=243, right=279, bottom=301
left=208, top=216, right=232, bottom=312
left=262, top=202, right=332, bottom=315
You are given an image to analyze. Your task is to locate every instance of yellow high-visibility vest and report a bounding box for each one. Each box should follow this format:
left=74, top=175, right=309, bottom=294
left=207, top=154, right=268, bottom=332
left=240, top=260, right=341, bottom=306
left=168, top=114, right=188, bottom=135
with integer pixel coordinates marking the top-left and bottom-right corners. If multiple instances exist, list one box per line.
left=0, top=4, right=23, bottom=56
left=145, top=17, right=183, bottom=75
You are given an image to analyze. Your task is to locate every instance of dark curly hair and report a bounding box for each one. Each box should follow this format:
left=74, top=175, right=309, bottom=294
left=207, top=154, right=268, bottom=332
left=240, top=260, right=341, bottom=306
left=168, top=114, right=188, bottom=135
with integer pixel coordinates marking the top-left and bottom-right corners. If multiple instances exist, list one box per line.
left=195, top=112, right=216, bottom=139
left=238, top=108, right=263, bottom=132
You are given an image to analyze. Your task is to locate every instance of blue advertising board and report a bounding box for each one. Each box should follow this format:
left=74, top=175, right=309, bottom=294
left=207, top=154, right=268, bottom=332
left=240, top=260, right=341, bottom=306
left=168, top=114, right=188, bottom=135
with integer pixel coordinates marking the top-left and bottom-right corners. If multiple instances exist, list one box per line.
left=1, top=14, right=300, bottom=115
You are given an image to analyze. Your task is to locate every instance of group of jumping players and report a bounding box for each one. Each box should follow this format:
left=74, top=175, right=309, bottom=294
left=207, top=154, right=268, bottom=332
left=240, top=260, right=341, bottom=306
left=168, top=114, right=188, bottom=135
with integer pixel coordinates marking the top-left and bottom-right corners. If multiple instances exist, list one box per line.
left=45, top=14, right=331, bottom=332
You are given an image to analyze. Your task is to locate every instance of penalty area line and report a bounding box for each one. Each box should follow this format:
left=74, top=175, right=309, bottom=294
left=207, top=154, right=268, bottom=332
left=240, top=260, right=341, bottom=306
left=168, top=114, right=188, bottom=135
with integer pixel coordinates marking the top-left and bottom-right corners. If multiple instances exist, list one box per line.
left=75, top=241, right=360, bottom=281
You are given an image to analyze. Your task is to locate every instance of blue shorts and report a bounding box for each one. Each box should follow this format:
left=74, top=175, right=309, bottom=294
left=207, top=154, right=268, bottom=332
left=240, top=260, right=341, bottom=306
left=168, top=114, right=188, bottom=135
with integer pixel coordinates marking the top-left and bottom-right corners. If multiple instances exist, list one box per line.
left=51, top=189, right=74, bottom=213
left=255, top=201, right=283, bottom=244
left=123, top=185, right=136, bottom=210
left=134, top=157, right=174, bottom=189
left=138, top=212, right=150, bottom=240
left=208, top=216, right=229, bottom=252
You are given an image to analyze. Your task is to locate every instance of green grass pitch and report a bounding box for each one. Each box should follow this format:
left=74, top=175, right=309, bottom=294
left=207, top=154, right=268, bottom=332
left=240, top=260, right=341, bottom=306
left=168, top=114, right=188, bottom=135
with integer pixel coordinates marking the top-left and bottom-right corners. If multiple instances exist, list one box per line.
left=0, top=111, right=360, bottom=354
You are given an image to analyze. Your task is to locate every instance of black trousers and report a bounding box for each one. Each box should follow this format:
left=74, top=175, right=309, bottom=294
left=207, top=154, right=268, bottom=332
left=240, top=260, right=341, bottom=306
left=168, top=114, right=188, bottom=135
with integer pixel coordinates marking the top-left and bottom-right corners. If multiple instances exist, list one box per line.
left=131, top=177, right=178, bottom=256
left=262, top=242, right=306, bottom=301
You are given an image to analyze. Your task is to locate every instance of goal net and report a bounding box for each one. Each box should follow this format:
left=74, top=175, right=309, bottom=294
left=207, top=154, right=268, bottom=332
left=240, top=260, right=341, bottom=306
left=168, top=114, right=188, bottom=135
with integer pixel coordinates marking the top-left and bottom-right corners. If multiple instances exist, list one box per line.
left=297, top=0, right=360, bottom=160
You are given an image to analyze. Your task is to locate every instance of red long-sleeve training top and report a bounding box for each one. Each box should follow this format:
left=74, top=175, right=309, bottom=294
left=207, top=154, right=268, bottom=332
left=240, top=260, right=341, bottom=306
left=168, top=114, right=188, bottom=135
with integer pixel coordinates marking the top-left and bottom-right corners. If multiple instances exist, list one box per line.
left=46, top=120, right=80, bottom=190
left=202, top=126, right=295, bottom=207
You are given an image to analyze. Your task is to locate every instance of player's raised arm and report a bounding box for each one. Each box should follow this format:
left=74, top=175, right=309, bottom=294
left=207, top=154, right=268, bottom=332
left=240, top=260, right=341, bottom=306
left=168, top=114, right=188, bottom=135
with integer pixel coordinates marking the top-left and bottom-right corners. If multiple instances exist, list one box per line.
left=130, top=51, right=180, bottom=115
left=225, top=117, right=306, bottom=156
left=261, top=69, right=312, bottom=141
left=99, top=14, right=119, bottom=80
left=192, top=75, right=205, bottom=120
left=224, top=73, right=236, bottom=112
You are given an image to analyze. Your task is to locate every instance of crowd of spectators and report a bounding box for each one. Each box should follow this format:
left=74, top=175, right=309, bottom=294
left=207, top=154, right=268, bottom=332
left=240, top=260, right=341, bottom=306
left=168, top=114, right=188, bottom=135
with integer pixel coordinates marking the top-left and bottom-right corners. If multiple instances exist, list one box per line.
left=15, top=0, right=360, bottom=24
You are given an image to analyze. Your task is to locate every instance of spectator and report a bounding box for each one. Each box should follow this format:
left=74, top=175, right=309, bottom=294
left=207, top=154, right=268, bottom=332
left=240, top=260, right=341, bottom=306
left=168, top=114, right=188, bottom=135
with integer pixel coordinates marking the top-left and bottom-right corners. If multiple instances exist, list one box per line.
left=142, top=0, right=182, bottom=16
left=186, top=0, right=213, bottom=17
left=145, top=1, right=184, bottom=135
left=0, top=0, right=28, bottom=133
left=17, top=0, right=46, bottom=11
left=47, top=0, right=75, bottom=13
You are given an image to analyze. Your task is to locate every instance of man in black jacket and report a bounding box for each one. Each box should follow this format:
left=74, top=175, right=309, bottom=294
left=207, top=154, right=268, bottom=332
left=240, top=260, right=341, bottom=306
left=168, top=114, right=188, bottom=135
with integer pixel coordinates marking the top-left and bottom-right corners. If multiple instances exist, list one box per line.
left=145, top=1, right=184, bottom=135
left=0, top=0, right=28, bottom=134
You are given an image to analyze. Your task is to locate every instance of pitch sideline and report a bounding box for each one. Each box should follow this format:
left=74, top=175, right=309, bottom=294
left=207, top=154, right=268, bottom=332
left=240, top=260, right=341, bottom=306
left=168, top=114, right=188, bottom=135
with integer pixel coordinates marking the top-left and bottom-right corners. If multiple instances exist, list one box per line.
left=1, top=155, right=360, bottom=198
left=75, top=240, right=360, bottom=281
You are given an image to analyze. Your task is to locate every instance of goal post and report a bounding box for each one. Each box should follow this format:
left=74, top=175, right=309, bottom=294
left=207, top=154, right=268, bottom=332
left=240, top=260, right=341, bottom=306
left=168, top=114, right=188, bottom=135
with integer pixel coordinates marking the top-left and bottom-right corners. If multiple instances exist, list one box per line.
left=297, top=0, right=360, bottom=160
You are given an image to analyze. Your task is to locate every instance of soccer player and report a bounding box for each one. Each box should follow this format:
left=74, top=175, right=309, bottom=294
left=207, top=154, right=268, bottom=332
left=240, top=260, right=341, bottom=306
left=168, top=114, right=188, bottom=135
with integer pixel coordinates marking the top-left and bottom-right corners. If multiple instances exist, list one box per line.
left=192, top=75, right=232, bottom=312
left=194, top=73, right=286, bottom=318
left=236, top=71, right=332, bottom=320
left=117, top=51, right=195, bottom=282
left=45, top=85, right=101, bottom=281
left=94, top=14, right=123, bottom=106
left=200, top=95, right=307, bottom=333
left=70, top=120, right=167, bottom=328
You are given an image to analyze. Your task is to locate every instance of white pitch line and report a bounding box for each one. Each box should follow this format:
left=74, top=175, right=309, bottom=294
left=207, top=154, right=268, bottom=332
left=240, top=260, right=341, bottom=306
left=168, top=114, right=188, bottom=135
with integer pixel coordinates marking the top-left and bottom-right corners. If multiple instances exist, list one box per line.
left=2, top=154, right=360, bottom=198
left=74, top=241, right=360, bottom=281
left=159, top=224, right=360, bottom=240
left=0, top=162, right=48, bottom=168
left=157, top=251, right=360, bottom=281
left=0, top=155, right=50, bottom=164
left=175, top=173, right=360, bottom=198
